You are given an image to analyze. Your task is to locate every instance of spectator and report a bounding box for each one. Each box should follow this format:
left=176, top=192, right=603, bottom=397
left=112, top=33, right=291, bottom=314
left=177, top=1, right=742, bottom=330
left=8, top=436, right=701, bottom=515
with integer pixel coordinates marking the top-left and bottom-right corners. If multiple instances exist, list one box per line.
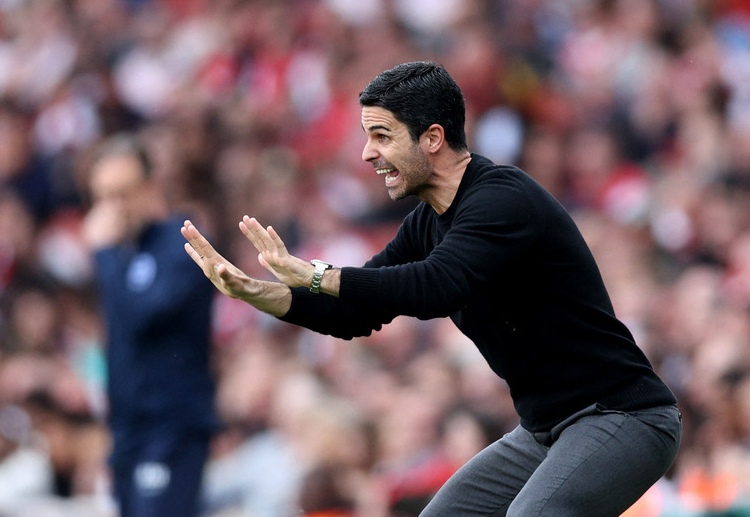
left=82, top=133, right=218, bottom=517
left=0, top=403, right=54, bottom=515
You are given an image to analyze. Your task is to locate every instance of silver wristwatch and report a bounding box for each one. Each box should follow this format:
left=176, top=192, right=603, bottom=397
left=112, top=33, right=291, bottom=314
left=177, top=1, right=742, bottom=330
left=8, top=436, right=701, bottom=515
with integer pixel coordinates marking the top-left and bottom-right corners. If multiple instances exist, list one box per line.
left=309, top=259, right=333, bottom=294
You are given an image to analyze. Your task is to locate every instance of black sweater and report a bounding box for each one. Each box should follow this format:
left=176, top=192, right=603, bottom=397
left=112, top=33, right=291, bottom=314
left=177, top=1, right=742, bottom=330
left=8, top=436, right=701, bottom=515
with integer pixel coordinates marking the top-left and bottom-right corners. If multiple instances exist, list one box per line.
left=281, top=154, right=676, bottom=432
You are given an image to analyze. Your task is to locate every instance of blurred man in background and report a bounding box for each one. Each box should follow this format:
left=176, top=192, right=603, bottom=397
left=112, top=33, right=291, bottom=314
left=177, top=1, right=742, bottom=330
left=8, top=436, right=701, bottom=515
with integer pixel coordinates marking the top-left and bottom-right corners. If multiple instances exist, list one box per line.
left=84, top=133, right=218, bottom=517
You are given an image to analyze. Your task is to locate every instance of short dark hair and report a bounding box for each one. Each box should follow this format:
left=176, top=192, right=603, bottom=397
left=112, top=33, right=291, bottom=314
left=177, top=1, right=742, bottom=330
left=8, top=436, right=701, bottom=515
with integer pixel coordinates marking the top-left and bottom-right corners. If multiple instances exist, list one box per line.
left=93, top=132, right=152, bottom=178
left=359, top=61, right=468, bottom=151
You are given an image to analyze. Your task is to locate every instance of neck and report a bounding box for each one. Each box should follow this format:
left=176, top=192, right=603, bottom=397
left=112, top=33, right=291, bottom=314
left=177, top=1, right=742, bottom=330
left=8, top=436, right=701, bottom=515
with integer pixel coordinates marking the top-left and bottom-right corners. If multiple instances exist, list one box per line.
left=423, top=151, right=471, bottom=215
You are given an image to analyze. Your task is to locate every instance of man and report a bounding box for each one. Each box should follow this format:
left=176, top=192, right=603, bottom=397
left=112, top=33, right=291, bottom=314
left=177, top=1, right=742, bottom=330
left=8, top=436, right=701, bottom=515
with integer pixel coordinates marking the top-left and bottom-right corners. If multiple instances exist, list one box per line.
left=182, top=62, right=681, bottom=516
left=84, top=134, right=217, bottom=517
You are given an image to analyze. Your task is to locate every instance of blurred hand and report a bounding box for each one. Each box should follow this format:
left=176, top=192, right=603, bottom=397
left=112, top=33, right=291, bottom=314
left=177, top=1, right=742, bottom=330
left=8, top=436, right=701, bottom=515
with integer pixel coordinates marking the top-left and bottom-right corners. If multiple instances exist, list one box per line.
left=83, top=202, right=127, bottom=249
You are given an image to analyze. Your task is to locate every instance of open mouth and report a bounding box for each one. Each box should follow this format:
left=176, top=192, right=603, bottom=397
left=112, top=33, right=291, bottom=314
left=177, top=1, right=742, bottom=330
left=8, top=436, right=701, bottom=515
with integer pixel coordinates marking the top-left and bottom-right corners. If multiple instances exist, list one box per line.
left=376, top=167, right=400, bottom=186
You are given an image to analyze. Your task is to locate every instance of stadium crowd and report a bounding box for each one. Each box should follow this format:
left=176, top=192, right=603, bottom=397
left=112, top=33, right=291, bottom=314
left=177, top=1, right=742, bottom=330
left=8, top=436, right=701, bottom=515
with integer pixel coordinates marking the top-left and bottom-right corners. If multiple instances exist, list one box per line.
left=1, top=0, right=750, bottom=515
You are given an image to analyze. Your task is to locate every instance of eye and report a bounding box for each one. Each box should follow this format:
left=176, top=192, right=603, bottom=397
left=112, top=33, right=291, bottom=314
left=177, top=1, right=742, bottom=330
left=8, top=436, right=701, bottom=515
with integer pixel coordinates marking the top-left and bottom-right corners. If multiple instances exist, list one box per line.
left=376, top=133, right=390, bottom=143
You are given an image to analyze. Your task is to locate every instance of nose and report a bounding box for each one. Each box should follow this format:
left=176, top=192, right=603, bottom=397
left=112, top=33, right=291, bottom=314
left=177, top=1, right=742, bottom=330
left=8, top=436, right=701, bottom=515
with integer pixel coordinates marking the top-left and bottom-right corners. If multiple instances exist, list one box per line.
left=361, top=139, right=378, bottom=163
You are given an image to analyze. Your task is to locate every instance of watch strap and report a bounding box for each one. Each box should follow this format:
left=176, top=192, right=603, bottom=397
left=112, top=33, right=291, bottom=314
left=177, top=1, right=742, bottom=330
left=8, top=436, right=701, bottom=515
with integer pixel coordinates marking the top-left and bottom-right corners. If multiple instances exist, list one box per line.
left=309, top=259, right=332, bottom=294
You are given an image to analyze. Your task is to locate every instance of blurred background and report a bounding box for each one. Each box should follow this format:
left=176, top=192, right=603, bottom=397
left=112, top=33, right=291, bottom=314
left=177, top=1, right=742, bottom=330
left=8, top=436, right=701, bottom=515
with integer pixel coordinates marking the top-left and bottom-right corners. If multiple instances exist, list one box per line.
left=1, top=0, right=750, bottom=516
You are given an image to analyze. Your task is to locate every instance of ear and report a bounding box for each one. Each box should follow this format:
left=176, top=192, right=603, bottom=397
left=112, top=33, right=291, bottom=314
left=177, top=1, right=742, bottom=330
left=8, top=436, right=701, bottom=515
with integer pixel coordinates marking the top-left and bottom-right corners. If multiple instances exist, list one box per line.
left=422, top=124, right=445, bottom=154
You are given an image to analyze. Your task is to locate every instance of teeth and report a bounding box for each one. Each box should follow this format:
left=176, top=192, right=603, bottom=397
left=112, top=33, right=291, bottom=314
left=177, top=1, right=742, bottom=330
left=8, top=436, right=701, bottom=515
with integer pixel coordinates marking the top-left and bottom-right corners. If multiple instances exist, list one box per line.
left=376, top=168, right=395, bottom=175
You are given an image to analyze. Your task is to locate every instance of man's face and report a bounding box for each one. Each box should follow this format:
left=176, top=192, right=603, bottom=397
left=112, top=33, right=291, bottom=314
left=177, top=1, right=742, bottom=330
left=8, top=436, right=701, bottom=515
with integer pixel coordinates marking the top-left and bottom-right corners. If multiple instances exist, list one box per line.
left=89, top=153, right=151, bottom=239
left=361, top=106, right=433, bottom=201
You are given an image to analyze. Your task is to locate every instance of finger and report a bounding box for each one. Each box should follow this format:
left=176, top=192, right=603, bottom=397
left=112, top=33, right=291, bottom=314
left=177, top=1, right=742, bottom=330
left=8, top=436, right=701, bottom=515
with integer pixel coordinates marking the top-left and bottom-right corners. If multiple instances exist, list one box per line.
left=183, top=242, right=204, bottom=268
left=266, top=225, right=287, bottom=253
left=238, top=218, right=255, bottom=243
left=242, top=216, right=273, bottom=254
left=238, top=216, right=259, bottom=245
left=181, top=220, right=217, bottom=260
left=216, top=264, right=243, bottom=296
left=181, top=223, right=203, bottom=262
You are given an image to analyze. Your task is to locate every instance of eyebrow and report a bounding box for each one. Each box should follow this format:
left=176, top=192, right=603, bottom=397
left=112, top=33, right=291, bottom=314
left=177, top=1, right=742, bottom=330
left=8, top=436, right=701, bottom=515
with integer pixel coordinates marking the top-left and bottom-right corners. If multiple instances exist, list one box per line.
left=362, top=124, right=392, bottom=133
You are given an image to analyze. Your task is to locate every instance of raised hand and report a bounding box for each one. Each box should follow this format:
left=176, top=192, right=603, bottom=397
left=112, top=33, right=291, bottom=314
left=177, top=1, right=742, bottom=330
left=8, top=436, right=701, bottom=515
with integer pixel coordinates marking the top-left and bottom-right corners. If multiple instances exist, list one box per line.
left=239, top=215, right=313, bottom=288
left=181, top=219, right=292, bottom=316
left=181, top=219, right=256, bottom=299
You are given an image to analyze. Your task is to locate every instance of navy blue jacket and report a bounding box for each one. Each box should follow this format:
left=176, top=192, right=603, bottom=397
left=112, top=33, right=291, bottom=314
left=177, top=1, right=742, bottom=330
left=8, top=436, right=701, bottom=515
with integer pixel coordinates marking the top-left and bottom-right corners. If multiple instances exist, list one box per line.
left=93, top=216, right=217, bottom=437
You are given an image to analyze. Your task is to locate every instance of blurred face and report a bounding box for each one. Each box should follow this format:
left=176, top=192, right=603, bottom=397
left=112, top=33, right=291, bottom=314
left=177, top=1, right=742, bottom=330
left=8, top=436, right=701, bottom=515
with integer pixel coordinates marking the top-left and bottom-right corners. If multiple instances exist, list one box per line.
left=11, top=289, right=58, bottom=352
left=361, top=106, right=433, bottom=201
left=89, top=153, right=152, bottom=239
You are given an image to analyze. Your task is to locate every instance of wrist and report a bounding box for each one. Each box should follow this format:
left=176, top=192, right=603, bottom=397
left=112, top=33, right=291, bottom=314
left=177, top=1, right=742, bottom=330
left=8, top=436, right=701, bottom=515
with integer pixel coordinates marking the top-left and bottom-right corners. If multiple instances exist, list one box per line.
left=309, top=259, right=333, bottom=294
left=241, top=278, right=291, bottom=317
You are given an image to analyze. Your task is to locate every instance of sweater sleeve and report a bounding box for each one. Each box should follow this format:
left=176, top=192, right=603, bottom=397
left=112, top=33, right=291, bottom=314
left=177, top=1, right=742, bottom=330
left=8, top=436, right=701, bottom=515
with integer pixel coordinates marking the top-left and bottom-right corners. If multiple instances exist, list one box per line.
left=278, top=220, right=418, bottom=339
left=340, top=174, right=541, bottom=319
left=279, top=287, right=399, bottom=340
left=282, top=166, right=541, bottom=335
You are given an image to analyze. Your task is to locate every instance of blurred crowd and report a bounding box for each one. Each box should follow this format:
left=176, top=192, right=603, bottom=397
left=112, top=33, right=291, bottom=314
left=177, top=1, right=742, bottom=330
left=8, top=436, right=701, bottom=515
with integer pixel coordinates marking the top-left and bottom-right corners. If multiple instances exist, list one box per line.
left=1, top=0, right=750, bottom=516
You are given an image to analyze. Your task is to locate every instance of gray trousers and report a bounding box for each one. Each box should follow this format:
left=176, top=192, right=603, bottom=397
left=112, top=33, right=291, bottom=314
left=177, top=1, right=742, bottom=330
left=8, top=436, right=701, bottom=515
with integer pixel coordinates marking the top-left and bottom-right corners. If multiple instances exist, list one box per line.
left=421, top=404, right=682, bottom=517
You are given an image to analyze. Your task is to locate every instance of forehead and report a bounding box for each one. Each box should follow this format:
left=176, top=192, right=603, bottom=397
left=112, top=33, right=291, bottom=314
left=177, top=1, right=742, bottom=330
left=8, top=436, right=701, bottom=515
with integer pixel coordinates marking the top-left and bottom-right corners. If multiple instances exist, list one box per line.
left=361, top=106, right=404, bottom=133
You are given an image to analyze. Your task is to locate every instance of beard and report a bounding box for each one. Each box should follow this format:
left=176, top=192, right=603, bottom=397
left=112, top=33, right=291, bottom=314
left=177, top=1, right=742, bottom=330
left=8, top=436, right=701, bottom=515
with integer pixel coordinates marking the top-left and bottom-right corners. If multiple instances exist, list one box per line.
left=389, top=144, right=433, bottom=201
